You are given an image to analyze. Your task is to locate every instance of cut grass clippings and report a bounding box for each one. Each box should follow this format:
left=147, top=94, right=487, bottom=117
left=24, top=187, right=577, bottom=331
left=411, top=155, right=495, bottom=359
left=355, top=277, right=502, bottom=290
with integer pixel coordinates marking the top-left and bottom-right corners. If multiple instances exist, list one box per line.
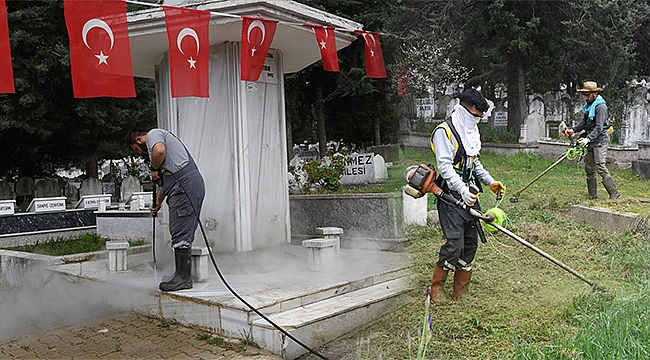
left=343, top=148, right=650, bottom=359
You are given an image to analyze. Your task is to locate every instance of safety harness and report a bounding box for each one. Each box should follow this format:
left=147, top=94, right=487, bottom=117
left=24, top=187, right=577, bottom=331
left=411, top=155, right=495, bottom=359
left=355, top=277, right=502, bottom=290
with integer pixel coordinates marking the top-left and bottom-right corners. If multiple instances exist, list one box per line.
left=430, top=117, right=487, bottom=243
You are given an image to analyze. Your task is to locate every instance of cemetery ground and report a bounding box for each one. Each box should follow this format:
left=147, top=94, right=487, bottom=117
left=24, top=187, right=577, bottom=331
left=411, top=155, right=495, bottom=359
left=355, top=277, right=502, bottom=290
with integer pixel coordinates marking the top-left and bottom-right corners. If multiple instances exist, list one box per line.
left=2, top=149, right=650, bottom=359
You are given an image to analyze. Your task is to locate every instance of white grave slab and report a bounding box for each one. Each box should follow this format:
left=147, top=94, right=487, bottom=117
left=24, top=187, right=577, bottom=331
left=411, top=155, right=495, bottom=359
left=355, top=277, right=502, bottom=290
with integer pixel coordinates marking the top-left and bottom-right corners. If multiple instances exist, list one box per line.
left=75, top=194, right=112, bottom=210
left=126, top=191, right=153, bottom=208
left=0, top=200, right=15, bottom=216
left=340, top=153, right=375, bottom=185
left=26, top=197, right=67, bottom=213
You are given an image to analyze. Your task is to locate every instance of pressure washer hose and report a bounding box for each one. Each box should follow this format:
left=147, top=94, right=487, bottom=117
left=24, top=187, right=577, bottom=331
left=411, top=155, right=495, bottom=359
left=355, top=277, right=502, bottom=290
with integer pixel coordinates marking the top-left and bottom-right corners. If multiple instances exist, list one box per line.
left=163, top=170, right=328, bottom=360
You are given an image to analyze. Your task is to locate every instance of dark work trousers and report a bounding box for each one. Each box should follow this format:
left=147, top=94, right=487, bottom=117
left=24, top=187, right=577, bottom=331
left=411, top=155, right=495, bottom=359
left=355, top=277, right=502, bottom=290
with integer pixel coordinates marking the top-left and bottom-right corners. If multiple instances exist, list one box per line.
left=436, top=196, right=480, bottom=271
left=161, top=157, right=205, bottom=249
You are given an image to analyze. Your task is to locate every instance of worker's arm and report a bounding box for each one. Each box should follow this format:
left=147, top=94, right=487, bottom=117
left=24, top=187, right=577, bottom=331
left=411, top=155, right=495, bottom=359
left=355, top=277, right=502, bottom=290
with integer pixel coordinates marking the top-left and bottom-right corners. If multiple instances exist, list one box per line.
left=150, top=142, right=166, bottom=181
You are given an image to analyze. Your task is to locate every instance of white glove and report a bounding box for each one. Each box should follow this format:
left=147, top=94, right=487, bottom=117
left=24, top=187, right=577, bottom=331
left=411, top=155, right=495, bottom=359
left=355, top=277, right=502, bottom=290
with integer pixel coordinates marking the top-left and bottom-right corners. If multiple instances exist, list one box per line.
left=578, top=137, right=591, bottom=147
left=460, top=186, right=478, bottom=206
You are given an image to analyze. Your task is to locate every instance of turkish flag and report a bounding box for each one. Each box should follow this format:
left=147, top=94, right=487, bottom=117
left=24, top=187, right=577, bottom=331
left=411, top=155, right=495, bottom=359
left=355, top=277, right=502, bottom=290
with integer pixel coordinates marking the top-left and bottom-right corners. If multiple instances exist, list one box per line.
left=64, top=0, right=135, bottom=98
left=355, top=30, right=387, bottom=79
left=163, top=6, right=210, bottom=98
left=240, top=16, right=278, bottom=82
left=305, top=24, right=338, bottom=72
left=0, top=0, right=14, bottom=94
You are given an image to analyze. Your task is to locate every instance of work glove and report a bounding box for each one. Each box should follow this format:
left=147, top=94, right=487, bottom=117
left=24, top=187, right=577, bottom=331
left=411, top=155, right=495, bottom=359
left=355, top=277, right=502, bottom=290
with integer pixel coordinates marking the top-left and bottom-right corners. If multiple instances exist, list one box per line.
left=578, top=137, right=591, bottom=147
left=460, top=186, right=478, bottom=207
left=562, top=128, right=574, bottom=138
left=490, top=181, right=506, bottom=198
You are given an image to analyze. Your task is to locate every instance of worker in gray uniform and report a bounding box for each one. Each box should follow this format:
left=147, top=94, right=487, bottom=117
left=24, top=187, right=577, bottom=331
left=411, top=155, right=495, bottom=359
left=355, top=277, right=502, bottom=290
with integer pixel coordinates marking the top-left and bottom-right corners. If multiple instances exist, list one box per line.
left=128, top=128, right=205, bottom=291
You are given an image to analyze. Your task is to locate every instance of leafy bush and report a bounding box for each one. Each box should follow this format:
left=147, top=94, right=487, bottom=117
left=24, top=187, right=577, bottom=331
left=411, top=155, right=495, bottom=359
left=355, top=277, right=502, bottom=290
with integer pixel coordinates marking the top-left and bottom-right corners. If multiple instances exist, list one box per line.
left=289, top=149, right=352, bottom=193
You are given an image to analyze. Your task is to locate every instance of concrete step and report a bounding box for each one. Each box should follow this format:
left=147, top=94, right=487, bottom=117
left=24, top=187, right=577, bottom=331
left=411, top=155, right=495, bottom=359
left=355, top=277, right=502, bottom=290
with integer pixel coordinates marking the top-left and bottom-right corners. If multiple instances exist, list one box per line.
left=250, top=275, right=410, bottom=359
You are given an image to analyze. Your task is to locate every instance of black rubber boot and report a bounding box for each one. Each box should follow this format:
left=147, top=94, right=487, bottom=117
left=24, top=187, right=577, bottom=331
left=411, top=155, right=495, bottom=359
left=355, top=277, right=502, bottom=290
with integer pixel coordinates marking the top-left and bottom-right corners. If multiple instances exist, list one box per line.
left=159, top=248, right=193, bottom=291
left=602, top=176, right=621, bottom=200
left=586, top=178, right=598, bottom=200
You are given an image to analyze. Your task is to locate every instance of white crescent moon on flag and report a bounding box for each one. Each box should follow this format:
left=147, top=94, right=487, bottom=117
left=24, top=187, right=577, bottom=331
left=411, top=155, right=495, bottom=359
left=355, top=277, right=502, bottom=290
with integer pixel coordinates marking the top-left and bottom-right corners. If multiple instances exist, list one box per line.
left=247, top=20, right=266, bottom=45
left=362, top=32, right=376, bottom=49
left=82, top=19, right=114, bottom=50
left=177, top=28, right=200, bottom=56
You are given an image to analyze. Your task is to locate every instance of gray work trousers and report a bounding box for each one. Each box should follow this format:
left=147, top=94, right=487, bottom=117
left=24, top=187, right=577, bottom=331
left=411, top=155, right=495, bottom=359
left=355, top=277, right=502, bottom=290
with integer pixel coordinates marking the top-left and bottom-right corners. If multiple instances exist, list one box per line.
left=584, top=143, right=611, bottom=180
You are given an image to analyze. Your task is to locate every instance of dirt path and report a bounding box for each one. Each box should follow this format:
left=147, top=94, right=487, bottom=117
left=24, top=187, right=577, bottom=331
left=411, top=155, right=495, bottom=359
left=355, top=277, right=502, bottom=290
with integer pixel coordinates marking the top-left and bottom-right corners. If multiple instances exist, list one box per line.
left=0, top=311, right=282, bottom=359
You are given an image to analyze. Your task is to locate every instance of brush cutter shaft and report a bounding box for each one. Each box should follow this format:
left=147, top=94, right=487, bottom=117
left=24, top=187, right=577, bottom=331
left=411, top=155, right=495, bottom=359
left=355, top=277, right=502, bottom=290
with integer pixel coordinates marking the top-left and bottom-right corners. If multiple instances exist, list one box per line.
left=511, top=152, right=568, bottom=199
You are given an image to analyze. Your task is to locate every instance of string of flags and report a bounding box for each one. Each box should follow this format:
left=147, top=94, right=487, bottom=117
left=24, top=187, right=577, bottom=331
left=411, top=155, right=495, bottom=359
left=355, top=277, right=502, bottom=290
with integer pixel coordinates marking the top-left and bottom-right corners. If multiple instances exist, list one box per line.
left=0, top=0, right=388, bottom=99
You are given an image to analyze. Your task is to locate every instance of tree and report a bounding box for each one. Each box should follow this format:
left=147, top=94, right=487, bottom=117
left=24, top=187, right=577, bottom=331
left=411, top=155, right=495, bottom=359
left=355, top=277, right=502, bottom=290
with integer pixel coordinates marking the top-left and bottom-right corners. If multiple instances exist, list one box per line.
left=287, top=0, right=401, bottom=155
left=0, top=1, right=156, bottom=178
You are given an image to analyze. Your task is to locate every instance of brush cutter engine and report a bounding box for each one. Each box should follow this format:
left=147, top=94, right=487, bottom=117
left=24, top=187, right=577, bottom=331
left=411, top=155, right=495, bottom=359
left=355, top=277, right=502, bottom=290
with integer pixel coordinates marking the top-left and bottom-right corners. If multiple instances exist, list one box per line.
left=404, top=164, right=444, bottom=198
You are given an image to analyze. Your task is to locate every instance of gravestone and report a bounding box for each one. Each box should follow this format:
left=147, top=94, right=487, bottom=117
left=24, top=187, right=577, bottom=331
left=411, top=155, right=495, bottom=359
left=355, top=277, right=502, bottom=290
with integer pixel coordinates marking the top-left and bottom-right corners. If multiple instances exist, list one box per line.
left=103, top=181, right=117, bottom=199
left=519, top=95, right=546, bottom=144
left=520, top=112, right=546, bottom=144
left=374, top=154, right=387, bottom=181
left=435, top=95, right=453, bottom=119
left=340, top=153, right=375, bottom=185
left=491, top=104, right=508, bottom=129
left=0, top=180, right=13, bottom=200
left=15, top=177, right=34, bottom=207
left=34, top=178, right=60, bottom=198
left=66, top=182, right=80, bottom=205
left=120, top=175, right=141, bottom=203
left=621, top=84, right=650, bottom=147
left=79, top=177, right=103, bottom=197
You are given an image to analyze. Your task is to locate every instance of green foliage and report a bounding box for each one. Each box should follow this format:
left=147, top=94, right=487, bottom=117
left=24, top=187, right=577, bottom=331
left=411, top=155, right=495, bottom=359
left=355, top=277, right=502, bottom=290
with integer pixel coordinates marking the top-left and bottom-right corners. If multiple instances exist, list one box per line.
left=0, top=1, right=156, bottom=178
left=479, top=124, right=520, bottom=144
left=7, top=233, right=108, bottom=256
left=6, top=233, right=145, bottom=256
left=290, top=149, right=353, bottom=193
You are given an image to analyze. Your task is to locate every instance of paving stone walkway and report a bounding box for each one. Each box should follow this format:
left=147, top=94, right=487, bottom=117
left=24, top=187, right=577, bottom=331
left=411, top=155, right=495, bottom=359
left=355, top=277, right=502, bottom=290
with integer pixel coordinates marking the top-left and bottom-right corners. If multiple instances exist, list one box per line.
left=0, top=312, right=282, bottom=359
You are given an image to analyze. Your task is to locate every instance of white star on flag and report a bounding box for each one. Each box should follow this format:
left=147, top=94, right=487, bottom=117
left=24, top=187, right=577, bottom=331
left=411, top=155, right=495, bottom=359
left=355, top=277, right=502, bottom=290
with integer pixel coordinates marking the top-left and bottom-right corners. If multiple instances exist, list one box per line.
left=250, top=47, right=257, bottom=57
left=187, top=56, right=196, bottom=69
left=370, top=50, right=375, bottom=57
left=95, top=51, right=109, bottom=65
left=320, top=40, right=327, bottom=49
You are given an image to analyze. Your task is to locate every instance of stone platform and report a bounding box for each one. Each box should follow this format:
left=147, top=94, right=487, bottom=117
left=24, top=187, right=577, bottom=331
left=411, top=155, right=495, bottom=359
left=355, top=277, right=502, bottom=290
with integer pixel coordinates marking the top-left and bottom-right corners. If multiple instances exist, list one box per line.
left=34, top=244, right=409, bottom=360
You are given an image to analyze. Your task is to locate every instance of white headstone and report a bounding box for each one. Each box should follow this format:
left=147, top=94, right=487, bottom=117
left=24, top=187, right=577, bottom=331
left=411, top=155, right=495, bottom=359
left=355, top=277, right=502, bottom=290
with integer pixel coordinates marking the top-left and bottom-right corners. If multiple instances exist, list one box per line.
left=340, top=153, right=375, bottom=185
left=374, top=154, right=387, bottom=180
left=402, top=188, right=427, bottom=226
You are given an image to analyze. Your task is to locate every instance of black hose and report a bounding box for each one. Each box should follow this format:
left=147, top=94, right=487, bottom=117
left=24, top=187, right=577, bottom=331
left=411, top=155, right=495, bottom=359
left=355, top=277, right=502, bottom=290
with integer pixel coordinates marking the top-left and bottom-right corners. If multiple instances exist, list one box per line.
left=161, top=169, right=328, bottom=360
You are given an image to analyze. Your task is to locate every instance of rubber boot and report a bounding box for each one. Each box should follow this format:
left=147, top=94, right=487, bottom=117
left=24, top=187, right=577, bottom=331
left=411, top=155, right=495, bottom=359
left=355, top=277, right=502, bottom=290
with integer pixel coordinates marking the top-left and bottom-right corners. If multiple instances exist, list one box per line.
left=452, top=269, right=472, bottom=300
left=586, top=178, right=598, bottom=200
left=429, top=264, right=449, bottom=304
left=602, top=176, right=621, bottom=200
left=159, top=248, right=193, bottom=291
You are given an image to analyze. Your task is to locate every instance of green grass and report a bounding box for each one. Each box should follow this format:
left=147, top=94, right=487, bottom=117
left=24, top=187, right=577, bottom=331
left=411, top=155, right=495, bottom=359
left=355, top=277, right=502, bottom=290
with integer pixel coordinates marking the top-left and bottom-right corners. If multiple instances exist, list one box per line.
left=350, top=148, right=650, bottom=359
left=6, top=233, right=146, bottom=256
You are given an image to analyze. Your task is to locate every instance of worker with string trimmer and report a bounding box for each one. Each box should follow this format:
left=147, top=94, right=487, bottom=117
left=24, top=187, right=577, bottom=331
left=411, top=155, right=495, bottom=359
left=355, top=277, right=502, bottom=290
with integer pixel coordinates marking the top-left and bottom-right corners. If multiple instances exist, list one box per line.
left=412, top=89, right=506, bottom=304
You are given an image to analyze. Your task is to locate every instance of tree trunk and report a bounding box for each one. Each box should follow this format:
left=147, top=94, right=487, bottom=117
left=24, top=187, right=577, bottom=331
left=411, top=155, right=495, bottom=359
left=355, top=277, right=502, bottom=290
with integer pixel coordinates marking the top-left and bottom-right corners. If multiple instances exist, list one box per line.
left=373, top=116, right=381, bottom=146
left=315, top=76, right=327, bottom=158
left=86, top=155, right=98, bottom=179
left=286, top=114, right=294, bottom=163
left=506, top=57, right=527, bottom=139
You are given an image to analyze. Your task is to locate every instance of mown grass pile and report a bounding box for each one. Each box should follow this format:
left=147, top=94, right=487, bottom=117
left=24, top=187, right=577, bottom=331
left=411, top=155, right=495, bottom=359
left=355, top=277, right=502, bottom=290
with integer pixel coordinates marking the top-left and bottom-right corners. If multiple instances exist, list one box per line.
left=351, top=148, right=650, bottom=359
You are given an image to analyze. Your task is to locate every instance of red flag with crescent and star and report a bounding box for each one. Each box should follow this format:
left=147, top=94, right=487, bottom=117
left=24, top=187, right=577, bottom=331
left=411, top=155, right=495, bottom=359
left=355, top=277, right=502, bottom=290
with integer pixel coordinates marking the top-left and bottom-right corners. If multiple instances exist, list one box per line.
left=163, top=6, right=210, bottom=98
left=64, top=0, right=135, bottom=98
left=0, top=0, right=14, bottom=94
left=355, top=30, right=386, bottom=79
left=240, top=16, right=278, bottom=82
left=305, top=24, right=338, bottom=72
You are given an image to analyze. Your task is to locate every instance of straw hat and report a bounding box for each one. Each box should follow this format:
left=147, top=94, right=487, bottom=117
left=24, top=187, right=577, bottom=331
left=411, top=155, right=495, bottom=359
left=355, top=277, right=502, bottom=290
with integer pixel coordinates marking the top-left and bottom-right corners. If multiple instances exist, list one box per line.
left=576, top=81, right=603, bottom=93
